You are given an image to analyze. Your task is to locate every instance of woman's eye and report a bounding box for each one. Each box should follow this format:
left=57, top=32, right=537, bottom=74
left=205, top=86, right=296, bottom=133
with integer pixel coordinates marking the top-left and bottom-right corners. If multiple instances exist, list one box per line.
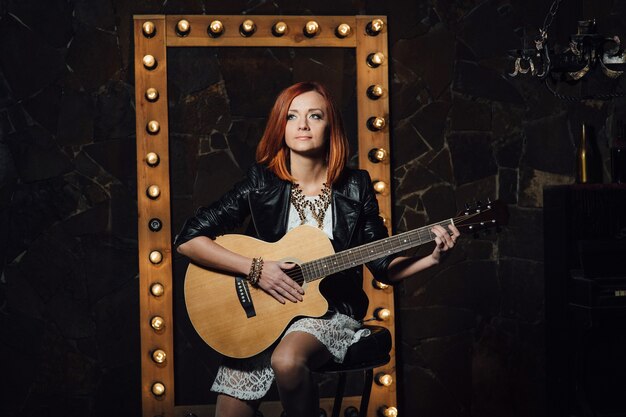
left=310, top=113, right=322, bottom=120
left=287, top=114, right=296, bottom=120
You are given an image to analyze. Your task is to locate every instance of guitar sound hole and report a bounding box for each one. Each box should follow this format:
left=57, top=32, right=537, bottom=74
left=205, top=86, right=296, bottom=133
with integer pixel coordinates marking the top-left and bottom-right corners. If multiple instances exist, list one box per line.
left=283, top=264, right=304, bottom=286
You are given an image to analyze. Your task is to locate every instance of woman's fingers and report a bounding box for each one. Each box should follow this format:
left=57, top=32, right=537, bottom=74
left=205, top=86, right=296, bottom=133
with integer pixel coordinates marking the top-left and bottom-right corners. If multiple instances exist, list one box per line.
left=260, top=261, right=304, bottom=303
left=280, top=262, right=305, bottom=295
left=267, top=289, right=286, bottom=304
left=432, top=223, right=461, bottom=252
left=265, top=279, right=299, bottom=303
left=432, top=225, right=453, bottom=250
left=448, top=224, right=461, bottom=243
left=278, top=285, right=300, bottom=303
left=266, top=282, right=298, bottom=304
left=430, top=223, right=461, bottom=263
left=278, top=280, right=303, bottom=302
left=433, top=235, right=441, bottom=247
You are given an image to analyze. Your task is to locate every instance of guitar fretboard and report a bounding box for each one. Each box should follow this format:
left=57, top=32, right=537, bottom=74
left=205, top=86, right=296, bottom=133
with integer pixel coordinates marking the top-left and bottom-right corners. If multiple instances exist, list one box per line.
left=300, top=219, right=454, bottom=281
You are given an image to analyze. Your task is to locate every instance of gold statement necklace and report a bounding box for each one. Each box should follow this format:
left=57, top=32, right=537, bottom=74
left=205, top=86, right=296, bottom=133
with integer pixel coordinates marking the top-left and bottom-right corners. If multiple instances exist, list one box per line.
left=290, top=182, right=332, bottom=229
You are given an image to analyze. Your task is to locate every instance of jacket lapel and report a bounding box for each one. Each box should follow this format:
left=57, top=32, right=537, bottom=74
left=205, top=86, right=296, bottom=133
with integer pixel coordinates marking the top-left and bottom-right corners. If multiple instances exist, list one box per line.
left=332, top=191, right=361, bottom=251
left=248, top=181, right=290, bottom=242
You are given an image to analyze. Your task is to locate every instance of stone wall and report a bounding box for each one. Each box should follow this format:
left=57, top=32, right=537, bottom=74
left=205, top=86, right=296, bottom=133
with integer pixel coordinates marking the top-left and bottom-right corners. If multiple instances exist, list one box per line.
left=1, top=1, right=625, bottom=416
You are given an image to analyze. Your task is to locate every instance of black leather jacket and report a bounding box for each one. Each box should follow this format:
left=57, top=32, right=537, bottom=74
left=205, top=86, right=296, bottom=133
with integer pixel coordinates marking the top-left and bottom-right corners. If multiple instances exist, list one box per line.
left=174, top=163, right=397, bottom=320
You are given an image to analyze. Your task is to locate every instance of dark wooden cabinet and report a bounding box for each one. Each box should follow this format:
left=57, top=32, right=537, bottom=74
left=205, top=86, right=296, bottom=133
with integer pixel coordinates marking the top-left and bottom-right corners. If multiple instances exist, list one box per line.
left=544, top=185, right=626, bottom=417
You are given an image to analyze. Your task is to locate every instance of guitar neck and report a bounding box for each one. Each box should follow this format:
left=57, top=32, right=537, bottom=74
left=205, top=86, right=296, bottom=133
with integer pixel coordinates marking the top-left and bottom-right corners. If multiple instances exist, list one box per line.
left=300, top=219, right=454, bottom=281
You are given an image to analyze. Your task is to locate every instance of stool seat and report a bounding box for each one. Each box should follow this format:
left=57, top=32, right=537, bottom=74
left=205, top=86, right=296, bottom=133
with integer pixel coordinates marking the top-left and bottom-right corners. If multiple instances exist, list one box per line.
left=318, top=325, right=391, bottom=372
left=316, top=325, right=392, bottom=417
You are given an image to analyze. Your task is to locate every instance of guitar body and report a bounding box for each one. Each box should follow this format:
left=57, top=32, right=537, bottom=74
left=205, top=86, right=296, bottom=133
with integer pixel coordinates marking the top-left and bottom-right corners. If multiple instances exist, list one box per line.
left=184, top=226, right=335, bottom=359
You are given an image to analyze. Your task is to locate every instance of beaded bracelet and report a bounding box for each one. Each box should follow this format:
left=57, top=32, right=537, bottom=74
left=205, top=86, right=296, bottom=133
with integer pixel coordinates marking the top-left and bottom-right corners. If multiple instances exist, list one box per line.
left=247, top=257, right=263, bottom=287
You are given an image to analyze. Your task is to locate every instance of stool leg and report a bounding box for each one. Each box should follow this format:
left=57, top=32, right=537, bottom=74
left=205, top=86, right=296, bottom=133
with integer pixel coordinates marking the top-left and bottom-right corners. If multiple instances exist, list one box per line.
left=332, top=373, right=347, bottom=417
left=358, top=369, right=374, bottom=417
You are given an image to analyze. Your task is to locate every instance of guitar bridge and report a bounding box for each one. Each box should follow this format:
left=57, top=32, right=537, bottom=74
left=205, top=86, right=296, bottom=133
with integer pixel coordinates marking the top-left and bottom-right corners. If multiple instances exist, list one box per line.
left=235, top=276, right=256, bottom=318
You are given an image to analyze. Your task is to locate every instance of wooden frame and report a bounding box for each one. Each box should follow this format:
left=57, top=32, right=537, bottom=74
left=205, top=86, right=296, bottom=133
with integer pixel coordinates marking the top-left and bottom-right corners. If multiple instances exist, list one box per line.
left=134, top=15, right=395, bottom=417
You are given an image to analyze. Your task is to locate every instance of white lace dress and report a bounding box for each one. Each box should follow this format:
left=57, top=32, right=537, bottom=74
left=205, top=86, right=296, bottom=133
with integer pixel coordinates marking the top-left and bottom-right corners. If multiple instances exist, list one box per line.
left=211, top=195, right=367, bottom=400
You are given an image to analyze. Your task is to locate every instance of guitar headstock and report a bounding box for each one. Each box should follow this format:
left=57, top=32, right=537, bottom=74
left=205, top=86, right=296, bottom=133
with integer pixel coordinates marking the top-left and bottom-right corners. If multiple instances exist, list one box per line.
left=454, top=199, right=509, bottom=234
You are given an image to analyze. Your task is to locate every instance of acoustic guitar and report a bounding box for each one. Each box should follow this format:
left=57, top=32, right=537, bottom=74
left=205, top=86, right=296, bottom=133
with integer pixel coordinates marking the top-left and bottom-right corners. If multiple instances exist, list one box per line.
left=184, top=200, right=508, bottom=358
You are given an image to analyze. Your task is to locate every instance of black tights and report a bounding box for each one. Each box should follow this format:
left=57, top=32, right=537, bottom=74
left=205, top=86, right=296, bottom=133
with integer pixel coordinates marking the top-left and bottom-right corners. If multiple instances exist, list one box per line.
left=215, top=331, right=332, bottom=417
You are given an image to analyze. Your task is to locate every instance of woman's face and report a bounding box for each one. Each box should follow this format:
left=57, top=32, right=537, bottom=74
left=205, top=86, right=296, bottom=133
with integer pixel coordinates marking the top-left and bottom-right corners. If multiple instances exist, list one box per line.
left=284, top=91, right=329, bottom=159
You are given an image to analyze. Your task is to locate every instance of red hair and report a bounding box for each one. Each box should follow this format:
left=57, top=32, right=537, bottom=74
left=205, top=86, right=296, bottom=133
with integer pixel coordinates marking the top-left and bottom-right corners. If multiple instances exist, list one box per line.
left=256, top=81, right=349, bottom=184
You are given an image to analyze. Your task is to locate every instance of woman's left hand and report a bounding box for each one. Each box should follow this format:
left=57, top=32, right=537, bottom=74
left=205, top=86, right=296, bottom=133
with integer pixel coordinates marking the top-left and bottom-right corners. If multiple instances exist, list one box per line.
left=430, top=224, right=460, bottom=264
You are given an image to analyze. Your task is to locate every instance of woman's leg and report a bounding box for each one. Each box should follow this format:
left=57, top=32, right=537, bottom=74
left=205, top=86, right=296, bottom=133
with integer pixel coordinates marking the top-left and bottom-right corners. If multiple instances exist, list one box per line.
left=271, top=331, right=333, bottom=417
left=215, top=394, right=259, bottom=417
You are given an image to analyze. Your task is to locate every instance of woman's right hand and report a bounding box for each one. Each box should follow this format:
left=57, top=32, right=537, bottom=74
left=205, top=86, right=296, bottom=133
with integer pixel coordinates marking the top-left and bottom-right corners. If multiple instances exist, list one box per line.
left=256, top=261, right=305, bottom=304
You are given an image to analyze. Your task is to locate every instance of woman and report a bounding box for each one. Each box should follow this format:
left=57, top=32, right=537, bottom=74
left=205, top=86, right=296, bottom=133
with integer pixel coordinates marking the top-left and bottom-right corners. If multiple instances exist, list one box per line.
left=175, top=81, right=459, bottom=417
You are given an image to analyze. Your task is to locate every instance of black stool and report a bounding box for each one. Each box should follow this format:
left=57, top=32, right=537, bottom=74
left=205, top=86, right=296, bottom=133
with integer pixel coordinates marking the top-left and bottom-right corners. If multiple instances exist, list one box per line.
left=316, top=325, right=392, bottom=417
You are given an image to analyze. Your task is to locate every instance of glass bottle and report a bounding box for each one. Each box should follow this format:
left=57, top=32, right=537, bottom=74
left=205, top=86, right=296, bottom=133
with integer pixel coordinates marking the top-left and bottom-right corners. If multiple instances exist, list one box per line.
left=576, top=123, right=601, bottom=184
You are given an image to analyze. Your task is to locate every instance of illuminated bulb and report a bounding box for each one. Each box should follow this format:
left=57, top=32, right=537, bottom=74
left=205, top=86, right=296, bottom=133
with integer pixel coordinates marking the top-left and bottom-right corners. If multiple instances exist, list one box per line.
left=368, top=148, right=388, bottom=163
left=367, top=84, right=384, bottom=99
left=151, top=382, right=165, bottom=396
left=152, top=349, right=167, bottom=364
left=335, top=23, right=351, bottom=38
left=366, top=18, right=385, bottom=36
left=149, top=250, right=163, bottom=265
left=374, top=307, right=391, bottom=321
left=208, top=20, right=224, bottom=37
left=142, top=54, right=157, bottom=69
left=150, top=282, right=164, bottom=297
left=176, top=19, right=190, bottom=36
left=366, top=52, right=385, bottom=68
left=240, top=19, right=256, bottom=36
left=376, top=372, right=393, bottom=386
left=142, top=21, right=156, bottom=37
left=367, top=116, right=386, bottom=131
left=304, top=20, right=319, bottom=37
left=147, top=185, right=161, bottom=199
left=379, top=406, right=398, bottom=417
left=147, top=120, right=160, bottom=134
left=372, top=180, right=387, bottom=195
left=151, top=316, right=165, bottom=331
left=146, top=152, right=160, bottom=167
left=145, top=87, right=159, bottom=102
left=272, top=21, right=288, bottom=36
left=372, top=279, right=389, bottom=290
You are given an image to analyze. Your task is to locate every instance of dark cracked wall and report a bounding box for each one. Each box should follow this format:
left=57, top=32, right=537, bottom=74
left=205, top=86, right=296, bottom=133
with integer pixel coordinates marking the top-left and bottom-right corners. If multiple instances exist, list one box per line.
left=1, top=1, right=626, bottom=417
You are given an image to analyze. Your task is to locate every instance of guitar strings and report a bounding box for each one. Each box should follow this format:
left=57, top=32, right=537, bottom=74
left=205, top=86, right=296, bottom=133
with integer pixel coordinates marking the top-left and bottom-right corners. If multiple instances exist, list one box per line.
left=284, top=266, right=306, bottom=285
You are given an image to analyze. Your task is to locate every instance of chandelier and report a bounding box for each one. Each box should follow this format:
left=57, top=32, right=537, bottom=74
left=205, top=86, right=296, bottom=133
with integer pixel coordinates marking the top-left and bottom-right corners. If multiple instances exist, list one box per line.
left=508, top=0, right=626, bottom=100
